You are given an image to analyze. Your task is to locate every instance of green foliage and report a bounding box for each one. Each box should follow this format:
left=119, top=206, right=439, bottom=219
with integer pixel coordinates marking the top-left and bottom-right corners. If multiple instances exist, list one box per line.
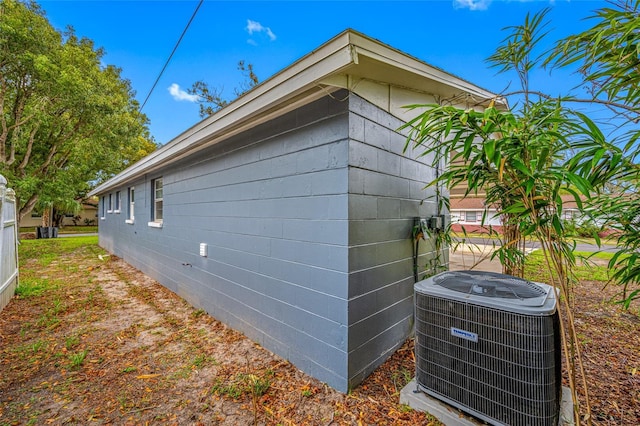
left=552, top=0, right=640, bottom=115
left=562, top=220, right=602, bottom=239
left=0, top=0, right=157, bottom=225
left=550, top=1, right=640, bottom=309
left=403, top=9, right=603, bottom=422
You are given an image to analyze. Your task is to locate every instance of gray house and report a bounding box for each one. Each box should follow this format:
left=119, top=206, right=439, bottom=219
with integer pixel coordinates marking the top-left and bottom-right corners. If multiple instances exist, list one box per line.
left=89, top=30, right=496, bottom=392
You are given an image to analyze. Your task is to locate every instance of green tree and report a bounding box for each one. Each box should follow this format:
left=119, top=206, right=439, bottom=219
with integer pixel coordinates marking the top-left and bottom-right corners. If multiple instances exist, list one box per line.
left=188, top=60, right=259, bottom=118
left=402, top=10, right=597, bottom=423
left=551, top=0, right=640, bottom=308
left=0, top=0, right=156, bottom=226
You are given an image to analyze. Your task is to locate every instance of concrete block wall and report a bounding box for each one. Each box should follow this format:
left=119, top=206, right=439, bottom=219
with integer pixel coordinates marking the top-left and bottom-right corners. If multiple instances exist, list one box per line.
left=97, top=90, right=441, bottom=392
left=346, top=94, right=440, bottom=387
left=99, top=94, right=353, bottom=389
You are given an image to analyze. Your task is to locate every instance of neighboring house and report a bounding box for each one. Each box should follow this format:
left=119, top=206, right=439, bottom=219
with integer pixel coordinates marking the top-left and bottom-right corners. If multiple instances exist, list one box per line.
left=450, top=196, right=501, bottom=233
left=22, top=200, right=99, bottom=228
left=450, top=194, right=588, bottom=233
left=88, top=30, right=498, bottom=392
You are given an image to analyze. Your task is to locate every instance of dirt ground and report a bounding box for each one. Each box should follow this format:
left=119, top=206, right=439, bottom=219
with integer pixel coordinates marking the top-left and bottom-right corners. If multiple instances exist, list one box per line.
left=1, top=242, right=638, bottom=425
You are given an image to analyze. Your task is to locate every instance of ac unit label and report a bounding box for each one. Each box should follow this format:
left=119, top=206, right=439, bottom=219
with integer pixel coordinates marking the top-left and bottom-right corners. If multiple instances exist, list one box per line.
left=451, top=327, right=478, bottom=343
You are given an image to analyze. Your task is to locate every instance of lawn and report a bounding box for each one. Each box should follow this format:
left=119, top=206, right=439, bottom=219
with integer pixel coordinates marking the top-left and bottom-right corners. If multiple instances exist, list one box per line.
left=1, top=237, right=434, bottom=425
left=0, top=238, right=638, bottom=425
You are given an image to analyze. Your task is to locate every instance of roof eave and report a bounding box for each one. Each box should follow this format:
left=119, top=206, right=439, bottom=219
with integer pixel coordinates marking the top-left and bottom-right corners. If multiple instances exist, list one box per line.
left=90, top=29, right=500, bottom=197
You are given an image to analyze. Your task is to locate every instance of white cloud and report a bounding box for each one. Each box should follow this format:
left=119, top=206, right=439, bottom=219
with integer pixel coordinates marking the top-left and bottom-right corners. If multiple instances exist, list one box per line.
left=168, top=83, right=199, bottom=102
left=246, top=19, right=263, bottom=34
left=453, top=0, right=492, bottom=11
left=265, top=27, right=276, bottom=41
left=245, top=19, right=276, bottom=43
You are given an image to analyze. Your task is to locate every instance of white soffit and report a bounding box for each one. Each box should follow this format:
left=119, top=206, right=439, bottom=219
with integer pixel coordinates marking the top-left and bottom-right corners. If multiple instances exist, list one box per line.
left=90, top=29, right=499, bottom=196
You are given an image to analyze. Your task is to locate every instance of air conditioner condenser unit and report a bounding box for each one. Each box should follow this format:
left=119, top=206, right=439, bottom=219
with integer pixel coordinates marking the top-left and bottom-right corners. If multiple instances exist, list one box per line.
left=414, top=270, right=561, bottom=426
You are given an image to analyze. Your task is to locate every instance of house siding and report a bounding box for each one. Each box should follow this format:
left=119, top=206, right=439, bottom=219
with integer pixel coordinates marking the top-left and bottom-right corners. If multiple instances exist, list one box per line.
left=100, top=95, right=352, bottom=389
left=97, top=91, right=441, bottom=392
left=346, top=94, right=439, bottom=387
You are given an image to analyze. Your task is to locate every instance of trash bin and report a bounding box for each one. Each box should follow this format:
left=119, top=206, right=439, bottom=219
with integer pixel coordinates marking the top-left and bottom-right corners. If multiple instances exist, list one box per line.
left=36, top=226, right=58, bottom=238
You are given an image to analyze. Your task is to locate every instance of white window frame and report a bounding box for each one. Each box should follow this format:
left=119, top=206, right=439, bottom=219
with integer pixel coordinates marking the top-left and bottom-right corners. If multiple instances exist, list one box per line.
left=148, top=178, right=163, bottom=228
left=126, top=186, right=135, bottom=224
left=114, top=191, right=121, bottom=213
left=465, top=211, right=478, bottom=222
left=107, top=193, right=113, bottom=213
left=100, top=196, right=106, bottom=220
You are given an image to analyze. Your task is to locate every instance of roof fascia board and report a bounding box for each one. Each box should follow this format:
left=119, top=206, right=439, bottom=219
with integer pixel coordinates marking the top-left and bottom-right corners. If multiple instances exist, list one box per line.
left=89, top=33, right=357, bottom=196
left=104, top=88, right=338, bottom=186
left=90, top=29, right=503, bottom=196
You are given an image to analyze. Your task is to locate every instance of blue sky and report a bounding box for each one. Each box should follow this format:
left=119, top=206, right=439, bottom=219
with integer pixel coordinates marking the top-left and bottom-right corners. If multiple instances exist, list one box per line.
left=39, top=0, right=610, bottom=145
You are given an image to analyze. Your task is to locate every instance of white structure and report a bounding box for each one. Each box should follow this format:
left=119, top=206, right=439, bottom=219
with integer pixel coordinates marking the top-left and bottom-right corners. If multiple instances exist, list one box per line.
left=0, top=174, right=19, bottom=312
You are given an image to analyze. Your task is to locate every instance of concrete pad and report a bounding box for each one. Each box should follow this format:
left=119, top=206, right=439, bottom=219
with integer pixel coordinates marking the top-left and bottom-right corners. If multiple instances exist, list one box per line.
left=400, top=379, right=482, bottom=425
left=448, top=244, right=503, bottom=273
left=400, top=379, right=575, bottom=425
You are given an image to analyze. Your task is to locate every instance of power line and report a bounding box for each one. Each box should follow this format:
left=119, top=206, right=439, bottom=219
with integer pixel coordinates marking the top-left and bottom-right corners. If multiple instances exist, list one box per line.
left=139, top=0, right=204, bottom=112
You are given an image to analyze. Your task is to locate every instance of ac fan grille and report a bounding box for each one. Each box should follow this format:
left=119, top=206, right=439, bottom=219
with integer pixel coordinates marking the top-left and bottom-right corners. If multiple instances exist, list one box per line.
left=415, top=294, right=561, bottom=426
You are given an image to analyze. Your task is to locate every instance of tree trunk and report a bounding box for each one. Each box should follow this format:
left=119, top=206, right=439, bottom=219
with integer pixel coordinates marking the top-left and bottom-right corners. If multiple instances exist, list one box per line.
left=41, top=206, right=51, bottom=228
left=502, top=218, right=524, bottom=277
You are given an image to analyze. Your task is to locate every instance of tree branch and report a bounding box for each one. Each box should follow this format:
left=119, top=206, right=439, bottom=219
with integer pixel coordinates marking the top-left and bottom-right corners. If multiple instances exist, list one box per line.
left=18, top=193, right=39, bottom=224
left=17, top=126, right=39, bottom=171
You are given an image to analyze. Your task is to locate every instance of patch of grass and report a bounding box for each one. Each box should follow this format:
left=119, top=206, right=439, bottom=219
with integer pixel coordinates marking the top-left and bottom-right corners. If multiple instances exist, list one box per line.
left=35, top=312, right=60, bottom=330
left=83, top=283, right=111, bottom=310
left=68, top=349, right=88, bottom=369
left=19, top=236, right=101, bottom=265
left=211, top=369, right=274, bottom=400
left=121, top=366, right=137, bottom=373
left=29, top=339, right=45, bottom=353
left=192, top=308, right=206, bottom=318
left=242, top=371, right=273, bottom=397
left=65, top=335, right=80, bottom=350
left=524, top=250, right=611, bottom=284
left=15, top=339, right=46, bottom=358
left=391, top=367, right=412, bottom=394
left=58, top=226, right=98, bottom=234
left=171, top=353, right=217, bottom=379
left=191, top=353, right=214, bottom=369
left=51, top=298, right=66, bottom=315
left=15, top=277, right=55, bottom=298
left=211, top=378, right=243, bottom=399
left=398, top=404, right=413, bottom=413
left=574, top=250, right=616, bottom=261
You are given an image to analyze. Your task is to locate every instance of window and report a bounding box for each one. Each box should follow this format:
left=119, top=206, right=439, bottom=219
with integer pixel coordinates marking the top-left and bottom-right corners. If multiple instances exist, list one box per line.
left=114, top=191, right=121, bottom=213
left=465, top=211, right=478, bottom=222
left=126, top=187, right=135, bottom=224
left=101, top=196, right=106, bottom=219
left=107, top=193, right=113, bottom=213
left=149, top=178, right=163, bottom=227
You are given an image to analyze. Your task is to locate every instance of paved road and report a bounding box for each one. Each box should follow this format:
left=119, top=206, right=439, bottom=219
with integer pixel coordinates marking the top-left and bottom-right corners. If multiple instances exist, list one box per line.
left=454, top=237, right=618, bottom=253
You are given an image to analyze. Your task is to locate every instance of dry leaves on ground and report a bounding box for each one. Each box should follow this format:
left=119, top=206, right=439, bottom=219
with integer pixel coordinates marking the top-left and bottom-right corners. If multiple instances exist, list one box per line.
left=0, top=241, right=638, bottom=425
